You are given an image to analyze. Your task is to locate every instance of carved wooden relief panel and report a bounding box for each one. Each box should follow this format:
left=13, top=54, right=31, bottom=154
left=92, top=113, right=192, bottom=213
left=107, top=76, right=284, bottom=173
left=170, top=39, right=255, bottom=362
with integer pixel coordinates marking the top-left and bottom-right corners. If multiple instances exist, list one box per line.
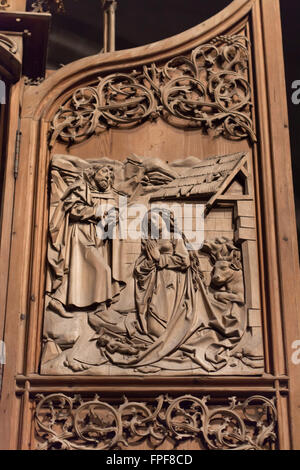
left=0, top=0, right=299, bottom=451
left=41, top=151, right=263, bottom=377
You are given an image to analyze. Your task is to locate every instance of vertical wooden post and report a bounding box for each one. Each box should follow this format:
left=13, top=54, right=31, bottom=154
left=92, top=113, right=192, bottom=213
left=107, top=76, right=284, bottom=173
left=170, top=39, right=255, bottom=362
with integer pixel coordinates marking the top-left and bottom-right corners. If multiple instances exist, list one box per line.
left=257, top=0, right=300, bottom=450
left=102, top=0, right=117, bottom=53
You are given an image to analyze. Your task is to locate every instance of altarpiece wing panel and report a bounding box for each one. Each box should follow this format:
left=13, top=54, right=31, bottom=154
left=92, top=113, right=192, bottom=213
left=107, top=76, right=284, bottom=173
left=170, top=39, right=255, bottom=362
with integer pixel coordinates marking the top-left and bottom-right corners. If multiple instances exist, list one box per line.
left=0, top=0, right=299, bottom=450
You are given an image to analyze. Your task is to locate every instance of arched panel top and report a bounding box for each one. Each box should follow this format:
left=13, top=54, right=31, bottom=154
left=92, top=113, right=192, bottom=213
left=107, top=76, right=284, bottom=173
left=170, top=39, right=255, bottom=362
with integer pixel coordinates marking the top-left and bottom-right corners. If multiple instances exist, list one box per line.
left=22, top=0, right=254, bottom=121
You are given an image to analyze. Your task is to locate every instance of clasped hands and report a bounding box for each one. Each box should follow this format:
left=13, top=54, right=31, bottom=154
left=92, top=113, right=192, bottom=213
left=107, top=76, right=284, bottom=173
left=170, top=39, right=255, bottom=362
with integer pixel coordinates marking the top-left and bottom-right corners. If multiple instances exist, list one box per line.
left=145, top=239, right=160, bottom=262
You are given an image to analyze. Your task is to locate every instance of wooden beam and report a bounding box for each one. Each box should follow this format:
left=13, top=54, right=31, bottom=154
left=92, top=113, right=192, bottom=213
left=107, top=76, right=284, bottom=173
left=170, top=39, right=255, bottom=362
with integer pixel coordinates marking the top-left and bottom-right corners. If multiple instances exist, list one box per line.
left=102, top=0, right=117, bottom=53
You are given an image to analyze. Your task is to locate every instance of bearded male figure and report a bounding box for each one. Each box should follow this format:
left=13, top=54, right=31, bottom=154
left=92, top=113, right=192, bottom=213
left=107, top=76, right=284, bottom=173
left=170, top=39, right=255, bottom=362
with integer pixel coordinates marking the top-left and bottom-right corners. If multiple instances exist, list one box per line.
left=43, top=155, right=126, bottom=372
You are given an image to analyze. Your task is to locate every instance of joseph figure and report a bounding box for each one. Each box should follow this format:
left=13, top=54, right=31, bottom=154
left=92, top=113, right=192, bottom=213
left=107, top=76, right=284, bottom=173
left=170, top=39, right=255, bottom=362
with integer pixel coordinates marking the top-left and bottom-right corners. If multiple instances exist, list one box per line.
left=47, top=161, right=125, bottom=319
left=43, top=155, right=127, bottom=371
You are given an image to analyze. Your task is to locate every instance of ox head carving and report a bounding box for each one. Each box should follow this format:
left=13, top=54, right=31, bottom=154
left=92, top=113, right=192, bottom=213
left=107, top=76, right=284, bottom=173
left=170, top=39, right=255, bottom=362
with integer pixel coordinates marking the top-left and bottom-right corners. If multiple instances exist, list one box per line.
left=201, top=237, right=242, bottom=286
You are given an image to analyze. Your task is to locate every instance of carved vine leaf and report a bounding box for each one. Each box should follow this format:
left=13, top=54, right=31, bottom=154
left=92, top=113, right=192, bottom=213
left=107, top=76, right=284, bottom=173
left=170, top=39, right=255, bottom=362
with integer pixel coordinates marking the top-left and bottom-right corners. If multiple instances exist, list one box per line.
left=49, top=34, right=257, bottom=148
left=35, top=394, right=277, bottom=450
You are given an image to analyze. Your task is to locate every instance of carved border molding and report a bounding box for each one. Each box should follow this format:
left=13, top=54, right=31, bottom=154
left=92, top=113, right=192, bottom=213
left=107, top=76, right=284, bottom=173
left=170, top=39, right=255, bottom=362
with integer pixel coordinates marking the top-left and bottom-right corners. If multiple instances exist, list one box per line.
left=49, top=34, right=256, bottom=148
left=35, top=393, right=277, bottom=450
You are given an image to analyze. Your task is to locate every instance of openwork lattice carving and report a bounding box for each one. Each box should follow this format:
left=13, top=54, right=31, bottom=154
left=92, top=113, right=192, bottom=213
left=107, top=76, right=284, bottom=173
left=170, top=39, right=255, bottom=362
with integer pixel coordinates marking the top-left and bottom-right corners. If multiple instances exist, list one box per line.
left=35, top=393, right=277, bottom=450
left=49, top=34, right=256, bottom=148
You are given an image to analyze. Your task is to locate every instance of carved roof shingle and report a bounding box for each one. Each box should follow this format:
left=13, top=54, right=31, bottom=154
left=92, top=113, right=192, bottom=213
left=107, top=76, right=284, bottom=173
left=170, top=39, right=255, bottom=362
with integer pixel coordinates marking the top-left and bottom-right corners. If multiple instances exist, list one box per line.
left=151, top=151, right=246, bottom=200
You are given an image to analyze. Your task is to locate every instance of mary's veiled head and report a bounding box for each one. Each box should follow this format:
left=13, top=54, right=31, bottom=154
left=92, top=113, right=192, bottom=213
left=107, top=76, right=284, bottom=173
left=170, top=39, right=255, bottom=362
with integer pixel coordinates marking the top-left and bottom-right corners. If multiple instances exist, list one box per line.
left=141, top=207, right=181, bottom=241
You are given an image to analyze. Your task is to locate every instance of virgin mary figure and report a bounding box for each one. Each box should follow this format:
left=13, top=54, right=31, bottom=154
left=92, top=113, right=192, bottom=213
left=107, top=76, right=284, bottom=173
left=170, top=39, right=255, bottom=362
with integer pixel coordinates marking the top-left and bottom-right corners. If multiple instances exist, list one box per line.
left=98, top=208, right=246, bottom=374
left=134, top=208, right=192, bottom=339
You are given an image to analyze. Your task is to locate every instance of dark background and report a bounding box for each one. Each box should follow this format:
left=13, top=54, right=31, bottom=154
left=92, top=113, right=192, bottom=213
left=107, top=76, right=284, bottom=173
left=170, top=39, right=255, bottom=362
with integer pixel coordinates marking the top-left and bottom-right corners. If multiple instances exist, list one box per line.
left=28, top=0, right=300, bottom=247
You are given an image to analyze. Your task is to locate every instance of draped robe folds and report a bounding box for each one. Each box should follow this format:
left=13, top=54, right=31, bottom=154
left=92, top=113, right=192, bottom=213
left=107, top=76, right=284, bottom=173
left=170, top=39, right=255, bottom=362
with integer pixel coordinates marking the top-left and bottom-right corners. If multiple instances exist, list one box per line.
left=100, top=237, right=247, bottom=372
left=46, top=158, right=126, bottom=311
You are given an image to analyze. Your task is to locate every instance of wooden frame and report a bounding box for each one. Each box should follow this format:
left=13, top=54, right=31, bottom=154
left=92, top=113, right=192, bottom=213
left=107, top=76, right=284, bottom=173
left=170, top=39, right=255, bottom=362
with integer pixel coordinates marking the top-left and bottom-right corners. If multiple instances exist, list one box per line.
left=0, top=0, right=299, bottom=450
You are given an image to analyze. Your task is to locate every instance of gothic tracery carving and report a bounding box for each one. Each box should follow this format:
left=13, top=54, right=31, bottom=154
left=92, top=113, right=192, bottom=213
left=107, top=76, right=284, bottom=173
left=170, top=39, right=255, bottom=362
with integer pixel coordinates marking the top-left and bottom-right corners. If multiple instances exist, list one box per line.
left=34, top=393, right=277, bottom=451
left=49, top=35, right=256, bottom=147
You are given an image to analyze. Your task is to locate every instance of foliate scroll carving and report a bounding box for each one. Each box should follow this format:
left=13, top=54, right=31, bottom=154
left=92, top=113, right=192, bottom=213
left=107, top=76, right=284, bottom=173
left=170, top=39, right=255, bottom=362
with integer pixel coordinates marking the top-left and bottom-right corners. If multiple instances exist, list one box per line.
left=49, top=34, right=256, bottom=147
left=35, top=393, right=277, bottom=450
left=0, top=34, right=18, bottom=54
